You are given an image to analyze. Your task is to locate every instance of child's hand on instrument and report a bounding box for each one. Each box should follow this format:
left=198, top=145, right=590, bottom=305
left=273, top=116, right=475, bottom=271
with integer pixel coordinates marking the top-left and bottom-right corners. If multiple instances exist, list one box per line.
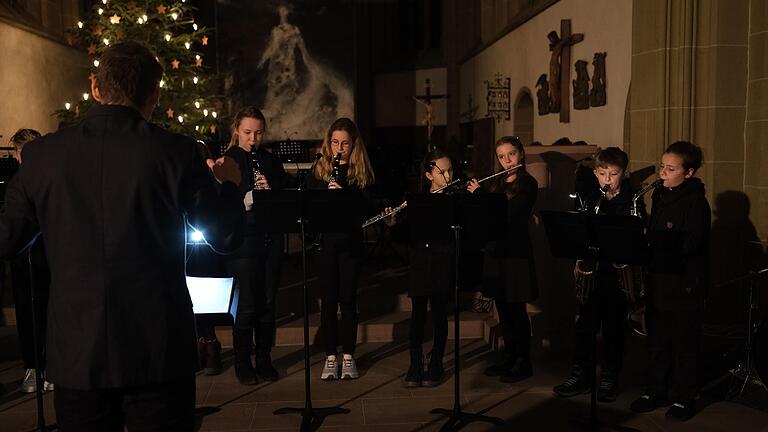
left=328, top=181, right=342, bottom=189
left=384, top=207, right=397, bottom=226
left=466, top=179, right=480, bottom=193
left=255, top=174, right=270, bottom=190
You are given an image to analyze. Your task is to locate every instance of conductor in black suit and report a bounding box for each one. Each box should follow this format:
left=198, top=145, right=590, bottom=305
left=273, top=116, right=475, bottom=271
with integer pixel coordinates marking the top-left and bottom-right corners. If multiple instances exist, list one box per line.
left=0, top=41, right=244, bottom=431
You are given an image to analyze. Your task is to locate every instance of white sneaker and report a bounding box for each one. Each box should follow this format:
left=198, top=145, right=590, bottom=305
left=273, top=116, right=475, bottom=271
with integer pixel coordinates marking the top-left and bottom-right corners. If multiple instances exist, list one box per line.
left=20, top=369, right=36, bottom=393
left=341, top=354, right=359, bottom=380
left=321, top=355, right=339, bottom=380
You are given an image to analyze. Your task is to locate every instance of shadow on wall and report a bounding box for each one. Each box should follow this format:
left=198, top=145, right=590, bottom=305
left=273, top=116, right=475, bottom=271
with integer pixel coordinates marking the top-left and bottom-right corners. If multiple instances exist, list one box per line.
left=706, top=191, right=767, bottom=326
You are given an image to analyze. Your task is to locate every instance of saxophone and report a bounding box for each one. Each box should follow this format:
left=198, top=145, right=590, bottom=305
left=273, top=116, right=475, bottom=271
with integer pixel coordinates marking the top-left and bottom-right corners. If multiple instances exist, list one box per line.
left=574, top=185, right=609, bottom=303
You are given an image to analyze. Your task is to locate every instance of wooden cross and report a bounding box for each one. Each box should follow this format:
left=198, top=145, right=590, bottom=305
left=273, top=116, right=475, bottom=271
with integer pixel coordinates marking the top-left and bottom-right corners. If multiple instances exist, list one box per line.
left=414, top=78, right=448, bottom=148
left=548, top=19, right=584, bottom=123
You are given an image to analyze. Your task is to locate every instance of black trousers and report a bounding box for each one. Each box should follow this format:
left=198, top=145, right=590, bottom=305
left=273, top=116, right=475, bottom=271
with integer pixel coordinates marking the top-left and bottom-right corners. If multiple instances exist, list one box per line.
left=10, top=254, right=49, bottom=369
left=54, top=376, right=195, bottom=432
left=227, top=235, right=282, bottom=354
left=317, top=239, right=361, bottom=356
left=573, top=274, right=627, bottom=373
left=496, top=300, right=531, bottom=362
left=409, top=296, right=448, bottom=356
left=645, top=305, right=701, bottom=402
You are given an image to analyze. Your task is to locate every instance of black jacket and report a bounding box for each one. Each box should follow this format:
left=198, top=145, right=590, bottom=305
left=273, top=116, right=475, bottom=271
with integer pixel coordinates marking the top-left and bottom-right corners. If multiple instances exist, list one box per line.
left=224, top=146, right=286, bottom=257
left=647, top=177, right=711, bottom=310
left=0, top=104, right=244, bottom=389
left=485, top=173, right=538, bottom=259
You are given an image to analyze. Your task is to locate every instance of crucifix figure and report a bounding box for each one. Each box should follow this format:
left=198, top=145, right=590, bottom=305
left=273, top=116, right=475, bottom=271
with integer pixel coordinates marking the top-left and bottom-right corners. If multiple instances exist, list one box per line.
left=547, top=19, right=584, bottom=122
left=414, top=78, right=448, bottom=151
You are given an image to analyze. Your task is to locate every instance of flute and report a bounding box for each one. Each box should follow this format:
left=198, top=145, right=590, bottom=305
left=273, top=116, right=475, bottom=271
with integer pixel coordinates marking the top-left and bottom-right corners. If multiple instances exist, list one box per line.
left=472, top=163, right=523, bottom=185
left=362, top=177, right=460, bottom=228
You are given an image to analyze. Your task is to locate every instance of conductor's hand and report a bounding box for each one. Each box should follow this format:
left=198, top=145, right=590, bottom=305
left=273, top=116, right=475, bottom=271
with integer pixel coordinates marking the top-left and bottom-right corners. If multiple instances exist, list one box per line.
left=212, top=156, right=242, bottom=186
left=328, top=181, right=342, bottom=189
left=466, top=179, right=480, bottom=193
left=255, top=174, right=270, bottom=190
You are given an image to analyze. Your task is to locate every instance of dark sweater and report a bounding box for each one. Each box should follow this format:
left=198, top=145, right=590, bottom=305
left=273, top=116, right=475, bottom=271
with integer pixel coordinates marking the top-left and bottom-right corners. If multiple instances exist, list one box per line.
left=647, top=177, right=711, bottom=310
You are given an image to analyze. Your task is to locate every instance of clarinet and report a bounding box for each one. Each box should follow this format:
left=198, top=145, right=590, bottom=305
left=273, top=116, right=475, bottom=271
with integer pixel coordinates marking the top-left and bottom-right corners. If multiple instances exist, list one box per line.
left=328, top=152, right=342, bottom=185
left=250, top=148, right=262, bottom=191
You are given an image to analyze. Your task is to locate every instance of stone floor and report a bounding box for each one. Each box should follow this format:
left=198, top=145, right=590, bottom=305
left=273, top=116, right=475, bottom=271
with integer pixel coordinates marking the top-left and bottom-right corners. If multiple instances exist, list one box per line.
left=0, top=335, right=767, bottom=431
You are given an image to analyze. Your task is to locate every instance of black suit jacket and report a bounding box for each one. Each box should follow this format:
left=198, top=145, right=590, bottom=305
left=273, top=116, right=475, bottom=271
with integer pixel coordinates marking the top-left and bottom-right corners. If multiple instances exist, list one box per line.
left=0, top=104, right=243, bottom=390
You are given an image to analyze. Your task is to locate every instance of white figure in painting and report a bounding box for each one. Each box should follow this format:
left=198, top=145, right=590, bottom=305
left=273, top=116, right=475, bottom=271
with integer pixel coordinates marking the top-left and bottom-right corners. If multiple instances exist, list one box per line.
left=258, top=4, right=353, bottom=139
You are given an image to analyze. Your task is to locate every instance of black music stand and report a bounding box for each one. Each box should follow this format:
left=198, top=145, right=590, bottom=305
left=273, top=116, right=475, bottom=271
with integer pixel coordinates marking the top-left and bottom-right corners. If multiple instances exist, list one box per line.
left=26, top=238, right=55, bottom=432
left=408, top=192, right=506, bottom=432
left=540, top=210, right=646, bottom=432
left=255, top=189, right=362, bottom=431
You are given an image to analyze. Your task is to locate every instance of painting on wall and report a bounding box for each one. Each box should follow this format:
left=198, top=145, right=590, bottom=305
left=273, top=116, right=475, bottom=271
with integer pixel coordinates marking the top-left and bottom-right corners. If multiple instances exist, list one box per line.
left=218, top=0, right=355, bottom=140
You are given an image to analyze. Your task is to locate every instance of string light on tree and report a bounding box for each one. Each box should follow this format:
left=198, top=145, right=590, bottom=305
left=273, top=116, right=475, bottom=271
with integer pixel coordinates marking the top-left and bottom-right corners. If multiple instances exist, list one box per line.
left=83, top=93, right=90, bottom=101
left=65, top=102, right=71, bottom=110
left=57, top=0, right=222, bottom=140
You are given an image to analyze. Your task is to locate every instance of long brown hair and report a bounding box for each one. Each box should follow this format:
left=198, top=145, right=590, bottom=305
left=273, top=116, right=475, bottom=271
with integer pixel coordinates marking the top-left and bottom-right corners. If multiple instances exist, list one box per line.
left=226, top=106, right=267, bottom=150
left=489, top=135, right=528, bottom=197
left=313, top=117, right=375, bottom=188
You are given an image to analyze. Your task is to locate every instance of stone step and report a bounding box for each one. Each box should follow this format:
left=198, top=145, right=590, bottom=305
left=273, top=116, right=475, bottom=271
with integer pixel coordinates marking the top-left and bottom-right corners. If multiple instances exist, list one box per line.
left=213, top=310, right=493, bottom=348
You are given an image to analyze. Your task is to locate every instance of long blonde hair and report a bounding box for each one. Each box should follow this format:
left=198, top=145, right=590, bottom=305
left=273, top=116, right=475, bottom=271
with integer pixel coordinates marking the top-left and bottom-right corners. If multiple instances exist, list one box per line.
left=313, top=117, right=375, bottom=188
left=226, top=106, right=266, bottom=150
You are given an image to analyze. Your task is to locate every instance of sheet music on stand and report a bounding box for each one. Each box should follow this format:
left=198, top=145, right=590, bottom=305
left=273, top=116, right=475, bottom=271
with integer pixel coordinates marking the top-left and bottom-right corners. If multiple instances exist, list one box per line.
left=273, top=139, right=320, bottom=163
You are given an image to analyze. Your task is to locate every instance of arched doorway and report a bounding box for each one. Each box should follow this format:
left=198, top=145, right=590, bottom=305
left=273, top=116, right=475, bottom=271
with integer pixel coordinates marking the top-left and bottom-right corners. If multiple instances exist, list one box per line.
left=514, top=88, right=534, bottom=145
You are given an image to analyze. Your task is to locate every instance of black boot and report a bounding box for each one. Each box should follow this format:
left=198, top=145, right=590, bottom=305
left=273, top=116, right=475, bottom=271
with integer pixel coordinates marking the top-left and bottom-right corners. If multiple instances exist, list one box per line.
left=597, top=369, right=619, bottom=402
left=484, top=352, right=516, bottom=377
left=500, top=357, right=533, bottom=383
left=404, top=349, right=424, bottom=388
left=421, top=348, right=445, bottom=387
left=553, top=364, right=591, bottom=397
left=255, top=323, right=279, bottom=382
left=233, top=329, right=258, bottom=385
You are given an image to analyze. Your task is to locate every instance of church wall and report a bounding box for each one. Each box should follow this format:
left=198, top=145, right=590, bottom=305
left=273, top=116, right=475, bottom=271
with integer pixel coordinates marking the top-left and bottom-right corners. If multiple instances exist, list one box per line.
left=0, top=19, right=87, bottom=140
left=374, top=68, right=448, bottom=129
left=458, top=0, right=632, bottom=148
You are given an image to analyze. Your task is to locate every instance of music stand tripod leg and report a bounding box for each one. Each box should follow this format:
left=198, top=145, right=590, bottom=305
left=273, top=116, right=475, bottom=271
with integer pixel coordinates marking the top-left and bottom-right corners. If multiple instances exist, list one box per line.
left=429, top=225, right=504, bottom=431
left=273, top=219, right=349, bottom=431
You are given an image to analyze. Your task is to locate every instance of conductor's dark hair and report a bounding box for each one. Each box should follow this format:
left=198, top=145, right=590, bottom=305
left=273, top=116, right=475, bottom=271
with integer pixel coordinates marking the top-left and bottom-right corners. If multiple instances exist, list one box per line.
left=95, top=41, right=163, bottom=109
left=664, top=141, right=703, bottom=173
left=594, top=147, right=629, bottom=171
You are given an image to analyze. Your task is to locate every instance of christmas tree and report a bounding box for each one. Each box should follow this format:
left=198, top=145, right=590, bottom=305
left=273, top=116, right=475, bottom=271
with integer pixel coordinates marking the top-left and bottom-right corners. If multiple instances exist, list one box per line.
left=56, top=0, right=221, bottom=140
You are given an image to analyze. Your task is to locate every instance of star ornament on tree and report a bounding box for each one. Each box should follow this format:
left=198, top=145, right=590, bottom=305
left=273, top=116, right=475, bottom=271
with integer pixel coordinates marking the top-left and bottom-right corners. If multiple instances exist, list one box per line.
left=209, top=124, right=217, bottom=134
left=109, top=14, right=121, bottom=24
left=171, top=59, right=180, bottom=69
left=156, top=4, right=167, bottom=14
left=195, top=56, right=202, bottom=67
left=201, top=35, right=208, bottom=46
left=166, top=107, right=174, bottom=118
left=87, top=44, right=97, bottom=55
